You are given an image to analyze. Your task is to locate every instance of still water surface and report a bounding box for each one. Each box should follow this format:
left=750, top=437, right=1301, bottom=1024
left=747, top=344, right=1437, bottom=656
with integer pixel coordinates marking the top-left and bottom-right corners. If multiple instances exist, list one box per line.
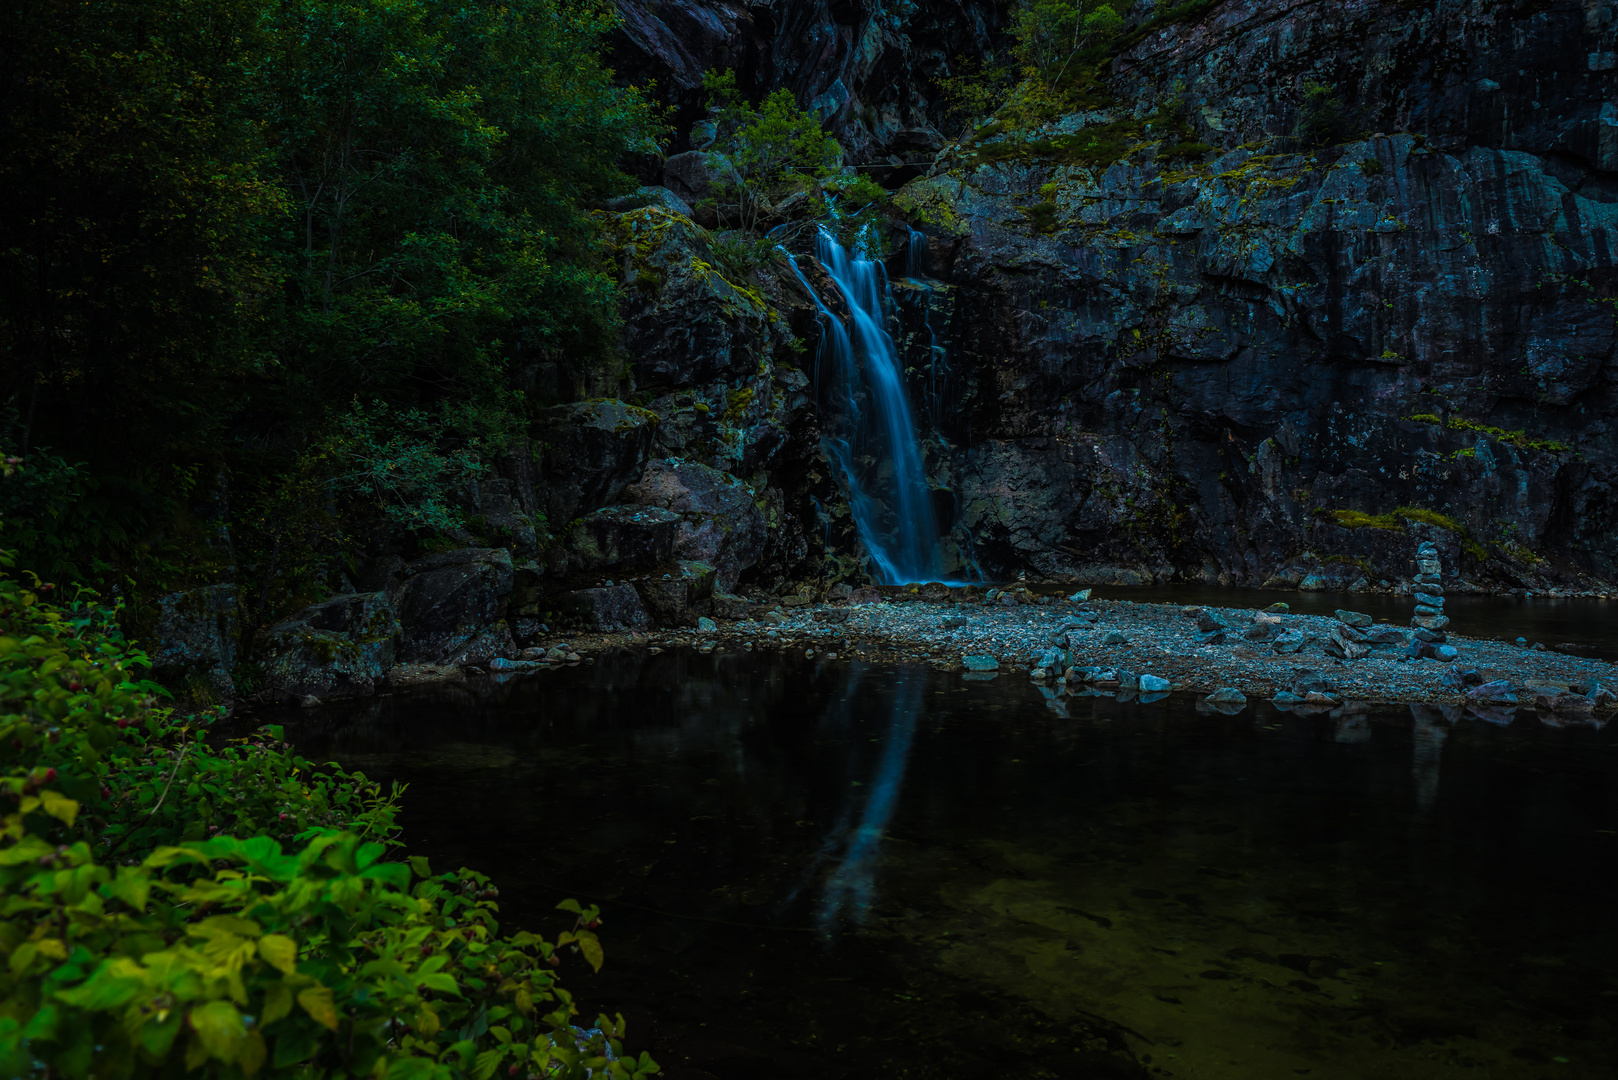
left=278, top=650, right=1618, bottom=1079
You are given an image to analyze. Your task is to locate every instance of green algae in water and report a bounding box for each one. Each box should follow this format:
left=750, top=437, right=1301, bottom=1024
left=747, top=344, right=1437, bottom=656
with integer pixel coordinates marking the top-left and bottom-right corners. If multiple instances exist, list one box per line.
left=278, top=650, right=1618, bottom=1078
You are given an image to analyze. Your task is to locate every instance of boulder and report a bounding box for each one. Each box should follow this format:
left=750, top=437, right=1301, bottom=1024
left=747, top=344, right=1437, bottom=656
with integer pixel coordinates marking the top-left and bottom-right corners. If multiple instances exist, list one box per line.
left=395, top=548, right=514, bottom=663
left=1140, top=674, right=1171, bottom=692
left=1299, top=574, right=1329, bottom=591
left=1466, top=680, right=1519, bottom=704
left=563, top=505, right=681, bottom=572
left=712, top=593, right=755, bottom=620
left=531, top=400, right=658, bottom=529
left=918, top=581, right=950, bottom=602
left=962, top=655, right=999, bottom=671
left=477, top=478, right=538, bottom=558
left=604, top=185, right=693, bottom=218
left=622, top=460, right=767, bottom=592
left=256, top=591, right=399, bottom=704
left=555, top=584, right=653, bottom=631
left=1195, top=609, right=1231, bottom=632
left=151, top=583, right=241, bottom=703
left=445, top=621, right=517, bottom=666
left=1335, top=609, right=1373, bottom=627
left=634, top=560, right=717, bottom=625
left=1272, top=629, right=1308, bottom=654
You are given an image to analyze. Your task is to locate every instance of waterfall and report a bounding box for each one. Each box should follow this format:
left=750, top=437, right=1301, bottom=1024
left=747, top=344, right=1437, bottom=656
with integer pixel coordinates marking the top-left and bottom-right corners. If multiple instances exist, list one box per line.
left=782, top=228, right=942, bottom=584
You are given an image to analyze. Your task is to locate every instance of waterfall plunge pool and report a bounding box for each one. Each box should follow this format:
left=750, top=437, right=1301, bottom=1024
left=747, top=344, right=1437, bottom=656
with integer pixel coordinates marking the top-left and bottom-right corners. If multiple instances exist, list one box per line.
left=276, top=649, right=1618, bottom=1080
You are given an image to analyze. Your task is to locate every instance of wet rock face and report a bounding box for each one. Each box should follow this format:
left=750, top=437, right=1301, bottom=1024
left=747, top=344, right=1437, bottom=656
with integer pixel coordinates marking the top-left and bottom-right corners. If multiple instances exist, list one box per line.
left=623, top=459, right=768, bottom=592
left=892, top=0, right=1618, bottom=587
left=530, top=399, right=659, bottom=530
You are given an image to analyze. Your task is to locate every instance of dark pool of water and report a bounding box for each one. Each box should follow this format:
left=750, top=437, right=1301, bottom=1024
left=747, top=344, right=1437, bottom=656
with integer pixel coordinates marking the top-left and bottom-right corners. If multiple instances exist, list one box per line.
left=1057, top=585, right=1618, bottom=661
left=275, top=650, right=1618, bottom=1080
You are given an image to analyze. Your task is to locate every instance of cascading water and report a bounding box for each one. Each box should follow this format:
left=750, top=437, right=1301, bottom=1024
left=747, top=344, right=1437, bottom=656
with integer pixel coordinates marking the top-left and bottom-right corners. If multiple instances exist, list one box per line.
left=783, top=227, right=943, bottom=583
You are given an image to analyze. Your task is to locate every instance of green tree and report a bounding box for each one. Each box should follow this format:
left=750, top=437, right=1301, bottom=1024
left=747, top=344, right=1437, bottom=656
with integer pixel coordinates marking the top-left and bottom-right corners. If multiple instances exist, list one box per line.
left=1010, top=0, right=1127, bottom=89
left=700, top=70, right=841, bottom=236
left=0, top=0, right=283, bottom=564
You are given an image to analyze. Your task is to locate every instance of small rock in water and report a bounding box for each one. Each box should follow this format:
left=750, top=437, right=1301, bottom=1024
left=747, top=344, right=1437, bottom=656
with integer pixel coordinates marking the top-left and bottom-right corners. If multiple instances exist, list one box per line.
left=1335, top=609, right=1372, bottom=627
left=1208, top=687, right=1246, bottom=704
left=1265, top=602, right=1290, bottom=612
left=1531, top=641, right=1547, bottom=651
left=1467, top=680, right=1518, bottom=704
left=1515, top=637, right=1528, bottom=647
left=1140, top=674, right=1171, bottom=692
left=962, top=654, right=999, bottom=672
left=1103, top=630, right=1130, bottom=646
left=1068, top=589, right=1093, bottom=602
left=697, top=616, right=718, bottom=632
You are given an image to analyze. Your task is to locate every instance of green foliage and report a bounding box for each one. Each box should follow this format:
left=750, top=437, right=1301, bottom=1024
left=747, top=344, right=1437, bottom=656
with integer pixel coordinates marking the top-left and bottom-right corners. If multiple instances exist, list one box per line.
left=700, top=70, right=841, bottom=235
left=1, top=0, right=659, bottom=598
left=1295, top=81, right=1345, bottom=148
left=1010, top=1, right=1127, bottom=89
left=0, top=541, right=655, bottom=1079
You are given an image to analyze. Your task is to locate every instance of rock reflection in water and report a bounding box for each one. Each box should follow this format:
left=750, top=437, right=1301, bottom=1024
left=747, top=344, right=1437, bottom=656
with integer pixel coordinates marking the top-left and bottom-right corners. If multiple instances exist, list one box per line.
left=272, top=649, right=1618, bottom=1080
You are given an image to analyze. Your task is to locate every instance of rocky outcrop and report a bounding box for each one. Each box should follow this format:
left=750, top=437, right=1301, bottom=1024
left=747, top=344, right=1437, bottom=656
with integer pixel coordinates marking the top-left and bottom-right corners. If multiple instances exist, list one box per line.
left=256, top=591, right=398, bottom=705
left=530, top=399, right=659, bottom=530
left=395, top=548, right=515, bottom=662
left=623, top=459, right=768, bottom=591
left=151, top=584, right=241, bottom=703
left=635, top=559, right=718, bottom=626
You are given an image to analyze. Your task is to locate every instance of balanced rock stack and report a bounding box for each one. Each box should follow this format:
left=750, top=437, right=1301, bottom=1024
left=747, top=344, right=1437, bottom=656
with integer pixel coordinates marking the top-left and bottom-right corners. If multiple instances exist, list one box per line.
left=1409, top=540, right=1458, bottom=662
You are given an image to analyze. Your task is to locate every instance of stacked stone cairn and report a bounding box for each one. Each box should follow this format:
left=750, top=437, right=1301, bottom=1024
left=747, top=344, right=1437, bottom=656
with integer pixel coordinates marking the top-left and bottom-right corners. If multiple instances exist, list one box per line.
left=1409, top=540, right=1459, bottom=662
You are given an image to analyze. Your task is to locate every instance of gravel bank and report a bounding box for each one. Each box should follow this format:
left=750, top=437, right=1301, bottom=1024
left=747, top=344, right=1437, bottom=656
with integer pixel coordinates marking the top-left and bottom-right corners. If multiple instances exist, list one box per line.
left=628, top=592, right=1618, bottom=710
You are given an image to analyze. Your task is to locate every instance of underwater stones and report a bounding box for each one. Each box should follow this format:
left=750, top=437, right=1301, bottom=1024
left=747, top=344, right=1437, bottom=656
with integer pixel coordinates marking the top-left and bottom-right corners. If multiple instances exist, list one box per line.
left=1335, top=609, right=1373, bottom=627
left=151, top=583, right=242, bottom=703
left=962, top=654, right=999, bottom=671
left=556, top=583, right=653, bottom=633
left=257, top=590, right=399, bottom=704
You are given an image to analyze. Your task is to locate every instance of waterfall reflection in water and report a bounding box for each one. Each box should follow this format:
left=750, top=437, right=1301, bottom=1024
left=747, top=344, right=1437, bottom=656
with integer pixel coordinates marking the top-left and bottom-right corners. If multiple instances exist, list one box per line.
left=276, top=650, right=1618, bottom=1080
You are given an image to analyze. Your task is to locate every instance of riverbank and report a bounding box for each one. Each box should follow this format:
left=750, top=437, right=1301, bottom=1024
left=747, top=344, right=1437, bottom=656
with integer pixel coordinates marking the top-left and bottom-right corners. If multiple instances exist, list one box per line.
left=546, top=590, right=1618, bottom=712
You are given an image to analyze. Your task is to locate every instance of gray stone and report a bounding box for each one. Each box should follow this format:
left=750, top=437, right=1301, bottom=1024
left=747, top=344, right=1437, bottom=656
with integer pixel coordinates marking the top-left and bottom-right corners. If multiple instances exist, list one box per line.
left=531, top=400, right=658, bottom=530
left=1467, top=680, right=1518, bottom=704
left=1208, top=687, right=1247, bottom=704
left=1291, top=671, right=1332, bottom=696
left=556, top=584, right=653, bottom=632
left=1193, top=608, right=1230, bottom=632
left=562, top=505, right=681, bottom=572
left=1139, top=673, right=1171, bottom=692
left=1348, top=577, right=1371, bottom=592
left=634, top=560, right=717, bottom=626
left=1414, top=604, right=1444, bottom=617
left=623, top=460, right=767, bottom=592
left=603, top=185, right=693, bottom=218
left=697, top=616, right=719, bottom=632
left=396, top=548, right=514, bottom=662
left=1588, top=683, right=1617, bottom=707
left=1103, top=630, right=1129, bottom=645
left=151, top=583, right=241, bottom=703
left=1433, top=644, right=1459, bottom=663
left=1364, top=627, right=1409, bottom=646
left=1298, top=574, right=1329, bottom=591
left=712, top=593, right=754, bottom=620
left=1272, top=629, right=1308, bottom=654
left=1411, top=614, right=1451, bottom=631
left=1414, top=593, right=1445, bottom=608
left=257, top=591, right=399, bottom=704
left=962, top=655, right=999, bottom=671
left=1335, top=609, right=1373, bottom=627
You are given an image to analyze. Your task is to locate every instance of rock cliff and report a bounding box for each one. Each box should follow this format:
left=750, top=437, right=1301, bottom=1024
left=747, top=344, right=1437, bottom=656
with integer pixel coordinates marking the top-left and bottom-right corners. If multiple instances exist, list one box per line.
left=623, top=0, right=1618, bottom=591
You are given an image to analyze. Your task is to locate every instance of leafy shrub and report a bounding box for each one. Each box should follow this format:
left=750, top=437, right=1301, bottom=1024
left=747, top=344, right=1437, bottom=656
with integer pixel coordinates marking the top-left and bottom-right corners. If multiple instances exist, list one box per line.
left=0, top=538, right=655, bottom=1079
